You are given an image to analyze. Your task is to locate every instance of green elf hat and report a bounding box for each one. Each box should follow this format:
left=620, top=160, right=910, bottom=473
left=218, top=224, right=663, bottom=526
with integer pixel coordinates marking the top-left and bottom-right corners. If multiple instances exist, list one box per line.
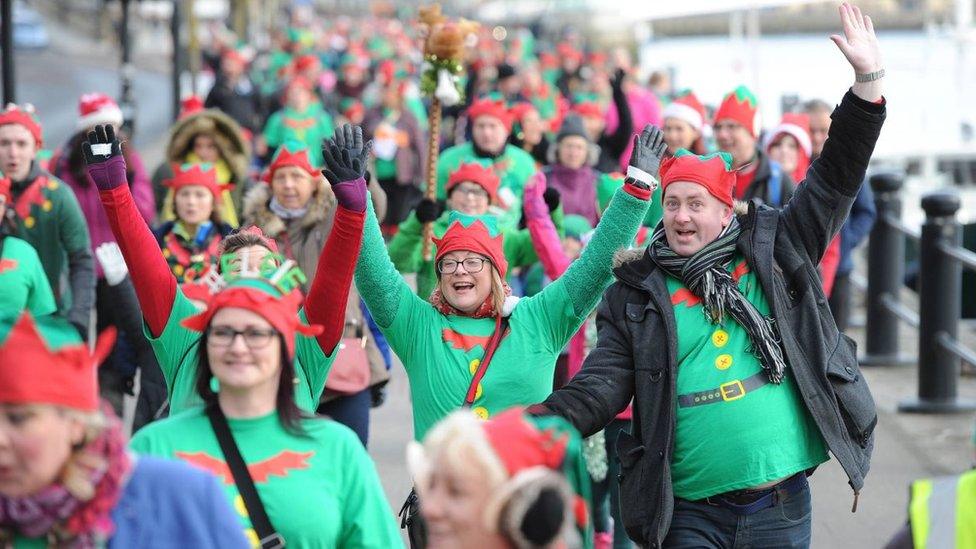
left=714, top=85, right=761, bottom=138
left=562, top=214, right=594, bottom=241
left=180, top=258, right=321, bottom=359
left=481, top=408, right=594, bottom=549
left=433, top=212, right=509, bottom=278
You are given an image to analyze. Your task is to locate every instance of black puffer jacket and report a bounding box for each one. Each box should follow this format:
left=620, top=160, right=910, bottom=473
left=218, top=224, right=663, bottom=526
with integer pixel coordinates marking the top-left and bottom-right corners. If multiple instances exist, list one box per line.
left=542, top=90, right=885, bottom=548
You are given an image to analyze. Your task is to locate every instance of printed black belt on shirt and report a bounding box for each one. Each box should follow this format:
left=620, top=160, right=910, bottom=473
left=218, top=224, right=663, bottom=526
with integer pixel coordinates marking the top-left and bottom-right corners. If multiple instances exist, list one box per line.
left=677, top=372, right=770, bottom=408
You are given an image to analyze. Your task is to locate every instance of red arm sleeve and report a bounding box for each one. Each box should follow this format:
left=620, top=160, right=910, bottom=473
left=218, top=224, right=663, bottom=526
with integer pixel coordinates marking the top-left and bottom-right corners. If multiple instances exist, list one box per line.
left=99, top=186, right=176, bottom=336
left=305, top=205, right=366, bottom=355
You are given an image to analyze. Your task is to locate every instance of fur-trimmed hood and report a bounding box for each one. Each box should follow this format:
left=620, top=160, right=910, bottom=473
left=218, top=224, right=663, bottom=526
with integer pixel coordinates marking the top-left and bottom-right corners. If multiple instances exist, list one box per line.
left=241, top=178, right=337, bottom=239
left=166, top=109, right=251, bottom=184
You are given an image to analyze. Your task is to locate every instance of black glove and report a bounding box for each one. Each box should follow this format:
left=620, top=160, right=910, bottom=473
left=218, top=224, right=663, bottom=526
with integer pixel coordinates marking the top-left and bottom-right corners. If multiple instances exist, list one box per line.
left=610, top=68, right=626, bottom=91
left=370, top=382, right=388, bottom=408
left=542, top=187, right=561, bottom=213
left=82, top=125, right=128, bottom=191
left=627, top=124, right=668, bottom=189
left=321, top=124, right=372, bottom=186
left=415, top=198, right=445, bottom=223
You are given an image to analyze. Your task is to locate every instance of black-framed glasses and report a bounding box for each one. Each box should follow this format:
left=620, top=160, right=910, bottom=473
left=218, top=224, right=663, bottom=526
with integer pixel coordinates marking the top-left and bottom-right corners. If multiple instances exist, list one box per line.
left=207, top=326, right=279, bottom=349
left=437, top=257, right=490, bottom=274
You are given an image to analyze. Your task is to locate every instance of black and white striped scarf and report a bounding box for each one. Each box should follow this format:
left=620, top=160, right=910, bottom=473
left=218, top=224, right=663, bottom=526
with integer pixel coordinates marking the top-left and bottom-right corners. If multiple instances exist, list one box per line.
left=649, top=218, right=786, bottom=383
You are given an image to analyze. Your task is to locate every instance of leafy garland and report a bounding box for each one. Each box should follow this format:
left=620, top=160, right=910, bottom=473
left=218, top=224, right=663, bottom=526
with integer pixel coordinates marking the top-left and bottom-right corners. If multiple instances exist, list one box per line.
left=420, top=53, right=465, bottom=101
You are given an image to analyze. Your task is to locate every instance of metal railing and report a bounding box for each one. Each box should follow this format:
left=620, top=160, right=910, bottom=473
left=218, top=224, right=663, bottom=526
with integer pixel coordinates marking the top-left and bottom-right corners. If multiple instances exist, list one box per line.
left=860, top=173, right=976, bottom=414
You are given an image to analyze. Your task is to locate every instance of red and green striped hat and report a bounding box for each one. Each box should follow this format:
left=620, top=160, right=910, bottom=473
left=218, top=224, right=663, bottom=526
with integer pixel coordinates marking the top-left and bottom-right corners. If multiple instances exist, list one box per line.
left=659, top=149, right=737, bottom=208
left=714, top=85, right=761, bottom=137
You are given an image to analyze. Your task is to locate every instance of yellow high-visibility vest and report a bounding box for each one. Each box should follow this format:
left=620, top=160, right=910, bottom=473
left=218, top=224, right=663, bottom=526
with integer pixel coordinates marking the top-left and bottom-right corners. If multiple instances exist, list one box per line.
left=909, top=469, right=976, bottom=548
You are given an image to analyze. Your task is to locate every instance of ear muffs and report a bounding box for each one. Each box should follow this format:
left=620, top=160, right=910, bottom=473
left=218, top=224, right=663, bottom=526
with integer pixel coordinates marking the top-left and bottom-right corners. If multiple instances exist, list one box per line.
left=484, top=467, right=574, bottom=549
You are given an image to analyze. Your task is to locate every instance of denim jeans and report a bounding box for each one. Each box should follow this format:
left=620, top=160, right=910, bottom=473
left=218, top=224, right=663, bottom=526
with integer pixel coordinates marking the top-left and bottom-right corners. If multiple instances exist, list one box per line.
left=663, top=484, right=812, bottom=548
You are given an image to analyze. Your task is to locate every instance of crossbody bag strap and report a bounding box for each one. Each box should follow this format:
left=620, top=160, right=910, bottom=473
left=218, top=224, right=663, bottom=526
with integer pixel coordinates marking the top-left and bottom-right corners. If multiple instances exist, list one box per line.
left=206, top=404, right=286, bottom=549
left=463, top=316, right=510, bottom=407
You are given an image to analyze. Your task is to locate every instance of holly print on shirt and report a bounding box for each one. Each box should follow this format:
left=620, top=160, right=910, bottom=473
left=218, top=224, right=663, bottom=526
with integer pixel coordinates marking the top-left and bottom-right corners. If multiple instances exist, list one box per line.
left=130, top=409, right=403, bottom=549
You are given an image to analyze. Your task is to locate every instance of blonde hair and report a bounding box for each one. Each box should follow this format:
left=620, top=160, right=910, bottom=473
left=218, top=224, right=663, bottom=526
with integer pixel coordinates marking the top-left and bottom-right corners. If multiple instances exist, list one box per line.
left=407, top=411, right=509, bottom=502
left=58, top=407, right=108, bottom=501
left=489, top=266, right=506, bottom=314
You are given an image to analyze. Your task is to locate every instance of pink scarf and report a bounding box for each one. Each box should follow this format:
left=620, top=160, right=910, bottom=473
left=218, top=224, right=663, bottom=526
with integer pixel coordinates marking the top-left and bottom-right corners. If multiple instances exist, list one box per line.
left=0, top=403, right=131, bottom=548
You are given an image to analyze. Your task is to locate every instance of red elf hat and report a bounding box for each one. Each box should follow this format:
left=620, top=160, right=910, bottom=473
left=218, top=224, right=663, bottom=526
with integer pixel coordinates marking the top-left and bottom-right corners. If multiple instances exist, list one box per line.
left=467, top=98, right=513, bottom=132
left=659, top=149, right=737, bottom=208
left=446, top=163, right=500, bottom=203
left=164, top=163, right=233, bottom=200
left=433, top=212, right=509, bottom=278
left=0, top=312, right=116, bottom=412
left=180, top=267, right=322, bottom=359
left=262, top=141, right=318, bottom=183
left=714, top=85, right=761, bottom=138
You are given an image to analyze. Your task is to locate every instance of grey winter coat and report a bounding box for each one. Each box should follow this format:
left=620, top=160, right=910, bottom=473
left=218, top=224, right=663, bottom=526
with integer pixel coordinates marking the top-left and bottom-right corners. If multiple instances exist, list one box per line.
left=541, top=91, right=885, bottom=548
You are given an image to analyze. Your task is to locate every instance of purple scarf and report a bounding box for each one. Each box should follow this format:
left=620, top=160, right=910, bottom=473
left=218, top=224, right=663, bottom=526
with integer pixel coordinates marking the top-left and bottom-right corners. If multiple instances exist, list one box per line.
left=0, top=405, right=130, bottom=548
left=545, top=165, right=600, bottom=226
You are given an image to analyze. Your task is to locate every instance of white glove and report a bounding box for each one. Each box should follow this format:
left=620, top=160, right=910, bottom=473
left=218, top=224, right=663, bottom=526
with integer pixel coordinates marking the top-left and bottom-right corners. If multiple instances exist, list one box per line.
left=95, top=242, right=129, bottom=286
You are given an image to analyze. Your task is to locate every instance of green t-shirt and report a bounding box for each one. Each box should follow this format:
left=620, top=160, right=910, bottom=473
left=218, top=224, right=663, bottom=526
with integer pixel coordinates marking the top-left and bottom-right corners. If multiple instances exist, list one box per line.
left=0, top=236, right=56, bottom=315
left=130, top=409, right=403, bottom=549
left=357, top=186, right=649, bottom=440
left=262, top=104, right=334, bottom=167
left=667, top=256, right=828, bottom=500
left=145, top=287, right=335, bottom=414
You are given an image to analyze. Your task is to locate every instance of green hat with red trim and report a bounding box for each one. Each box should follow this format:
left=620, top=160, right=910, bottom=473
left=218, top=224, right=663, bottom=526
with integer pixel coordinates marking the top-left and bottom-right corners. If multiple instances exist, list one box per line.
left=714, top=85, right=761, bottom=137
left=433, top=212, right=508, bottom=278
left=659, top=149, right=737, bottom=208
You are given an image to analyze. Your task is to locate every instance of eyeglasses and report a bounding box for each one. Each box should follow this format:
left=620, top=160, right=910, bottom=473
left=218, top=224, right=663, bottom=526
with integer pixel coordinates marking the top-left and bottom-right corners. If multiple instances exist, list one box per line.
left=207, top=326, right=278, bottom=349
left=437, top=257, right=490, bottom=274
left=451, top=185, right=489, bottom=199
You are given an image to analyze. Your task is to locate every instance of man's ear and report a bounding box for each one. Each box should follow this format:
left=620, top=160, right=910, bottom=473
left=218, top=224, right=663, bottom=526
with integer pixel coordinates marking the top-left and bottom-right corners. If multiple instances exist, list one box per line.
left=721, top=205, right=734, bottom=227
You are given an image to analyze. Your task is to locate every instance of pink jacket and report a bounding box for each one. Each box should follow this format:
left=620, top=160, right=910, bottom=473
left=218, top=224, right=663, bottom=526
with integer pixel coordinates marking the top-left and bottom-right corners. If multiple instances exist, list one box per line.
left=605, top=86, right=663, bottom=173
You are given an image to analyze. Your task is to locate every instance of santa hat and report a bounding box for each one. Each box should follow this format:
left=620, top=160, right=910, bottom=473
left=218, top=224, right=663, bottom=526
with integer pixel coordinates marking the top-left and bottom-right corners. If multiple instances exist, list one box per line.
left=714, top=85, right=761, bottom=138
left=181, top=267, right=322, bottom=359
left=0, top=103, right=43, bottom=146
left=446, top=163, right=500, bottom=203
left=0, top=312, right=116, bottom=411
left=433, top=213, right=509, bottom=278
left=179, top=95, right=205, bottom=119
left=262, top=141, right=318, bottom=183
left=0, top=176, right=11, bottom=204
left=77, top=93, right=124, bottom=131
left=467, top=98, right=513, bottom=132
left=659, top=149, right=737, bottom=208
left=763, top=112, right=812, bottom=182
left=763, top=112, right=813, bottom=158
left=662, top=89, right=706, bottom=132
left=164, top=163, right=233, bottom=200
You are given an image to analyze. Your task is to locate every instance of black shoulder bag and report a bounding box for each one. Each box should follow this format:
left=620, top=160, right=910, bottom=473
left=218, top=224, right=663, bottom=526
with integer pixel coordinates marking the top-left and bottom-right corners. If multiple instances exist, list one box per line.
left=399, top=316, right=511, bottom=549
left=206, top=404, right=286, bottom=549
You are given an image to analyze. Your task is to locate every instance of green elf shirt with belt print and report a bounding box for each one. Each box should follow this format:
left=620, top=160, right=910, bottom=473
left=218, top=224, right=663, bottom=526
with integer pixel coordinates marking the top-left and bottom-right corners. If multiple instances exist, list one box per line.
left=667, top=255, right=828, bottom=501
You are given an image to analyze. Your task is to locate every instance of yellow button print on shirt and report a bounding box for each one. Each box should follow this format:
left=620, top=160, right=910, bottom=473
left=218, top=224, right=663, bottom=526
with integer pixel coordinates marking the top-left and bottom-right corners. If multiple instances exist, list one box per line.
left=712, top=330, right=729, bottom=348
left=469, top=358, right=480, bottom=375
left=715, top=354, right=733, bottom=370
left=473, top=406, right=490, bottom=420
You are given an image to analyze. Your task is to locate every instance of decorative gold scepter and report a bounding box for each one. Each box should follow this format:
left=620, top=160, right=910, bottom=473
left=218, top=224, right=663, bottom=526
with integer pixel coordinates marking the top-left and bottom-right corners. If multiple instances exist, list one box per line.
left=417, top=5, right=478, bottom=261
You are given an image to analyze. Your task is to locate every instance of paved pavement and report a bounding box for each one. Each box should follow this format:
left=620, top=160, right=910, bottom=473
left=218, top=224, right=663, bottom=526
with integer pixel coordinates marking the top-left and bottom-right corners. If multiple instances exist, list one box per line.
left=20, top=13, right=976, bottom=549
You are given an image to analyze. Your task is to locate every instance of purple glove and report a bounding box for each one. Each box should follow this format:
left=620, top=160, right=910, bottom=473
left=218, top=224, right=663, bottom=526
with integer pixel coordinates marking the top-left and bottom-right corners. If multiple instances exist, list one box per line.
left=331, top=176, right=368, bottom=213
left=522, top=171, right=550, bottom=221
left=82, top=125, right=128, bottom=191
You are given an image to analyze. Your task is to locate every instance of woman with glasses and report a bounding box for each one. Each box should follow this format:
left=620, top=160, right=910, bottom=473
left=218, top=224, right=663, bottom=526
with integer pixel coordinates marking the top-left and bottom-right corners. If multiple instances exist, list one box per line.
left=335, top=123, right=663, bottom=442
left=388, top=162, right=561, bottom=300
left=128, top=269, right=403, bottom=548
left=81, top=124, right=367, bottom=416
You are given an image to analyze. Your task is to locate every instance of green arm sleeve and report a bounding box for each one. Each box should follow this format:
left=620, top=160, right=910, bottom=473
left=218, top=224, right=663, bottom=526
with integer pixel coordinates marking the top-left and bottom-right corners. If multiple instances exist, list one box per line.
left=518, top=186, right=649, bottom=350
left=355, top=199, right=422, bottom=329
left=262, top=112, right=283, bottom=147
left=339, top=432, right=407, bottom=548
left=386, top=213, right=425, bottom=274
left=144, top=287, right=203, bottom=413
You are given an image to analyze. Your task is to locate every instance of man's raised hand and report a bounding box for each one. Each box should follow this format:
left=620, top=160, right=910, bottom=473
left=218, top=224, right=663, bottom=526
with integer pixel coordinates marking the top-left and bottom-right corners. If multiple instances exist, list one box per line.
left=830, top=3, right=884, bottom=101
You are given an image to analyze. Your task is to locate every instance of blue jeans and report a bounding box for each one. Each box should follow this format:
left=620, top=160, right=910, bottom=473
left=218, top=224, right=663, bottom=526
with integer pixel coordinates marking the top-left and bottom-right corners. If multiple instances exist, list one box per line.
left=317, top=388, right=372, bottom=447
left=663, top=484, right=812, bottom=548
